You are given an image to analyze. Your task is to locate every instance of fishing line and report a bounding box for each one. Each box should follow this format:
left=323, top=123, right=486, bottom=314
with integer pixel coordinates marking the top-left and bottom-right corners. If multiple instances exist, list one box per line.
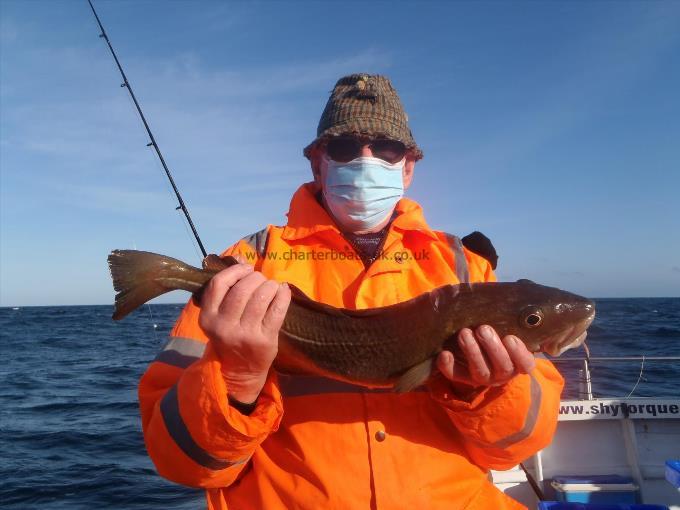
left=178, top=211, right=205, bottom=261
left=624, top=355, right=645, bottom=398
left=87, top=0, right=207, bottom=259
left=146, top=303, right=159, bottom=343
left=117, top=90, right=204, bottom=260
left=133, top=241, right=161, bottom=339
left=582, top=341, right=594, bottom=399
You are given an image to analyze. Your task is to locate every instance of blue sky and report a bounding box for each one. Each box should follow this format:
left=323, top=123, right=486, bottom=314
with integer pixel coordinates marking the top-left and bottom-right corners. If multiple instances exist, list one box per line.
left=1, top=0, right=679, bottom=306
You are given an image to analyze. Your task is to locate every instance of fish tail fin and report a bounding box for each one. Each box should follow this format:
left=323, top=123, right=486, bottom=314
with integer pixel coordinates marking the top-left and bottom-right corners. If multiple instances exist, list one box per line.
left=107, top=250, right=203, bottom=320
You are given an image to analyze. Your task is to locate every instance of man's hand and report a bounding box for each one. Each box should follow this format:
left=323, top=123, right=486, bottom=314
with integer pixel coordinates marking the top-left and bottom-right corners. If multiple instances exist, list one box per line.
left=436, top=325, right=536, bottom=387
left=199, top=262, right=291, bottom=404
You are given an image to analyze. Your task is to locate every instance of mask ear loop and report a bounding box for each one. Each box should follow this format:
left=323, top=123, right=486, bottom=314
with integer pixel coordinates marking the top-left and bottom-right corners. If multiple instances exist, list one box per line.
left=391, top=157, right=407, bottom=169
left=319, top=154, right=332, bottom=207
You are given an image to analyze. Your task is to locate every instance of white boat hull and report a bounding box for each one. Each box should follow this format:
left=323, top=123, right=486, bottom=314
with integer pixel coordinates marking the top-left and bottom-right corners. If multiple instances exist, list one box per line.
left=493, top=398, right=680, bottom=509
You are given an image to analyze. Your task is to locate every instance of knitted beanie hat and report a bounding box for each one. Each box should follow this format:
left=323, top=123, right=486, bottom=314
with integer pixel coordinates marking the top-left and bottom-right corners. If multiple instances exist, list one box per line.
left=303, top=73, right=423, bottom=160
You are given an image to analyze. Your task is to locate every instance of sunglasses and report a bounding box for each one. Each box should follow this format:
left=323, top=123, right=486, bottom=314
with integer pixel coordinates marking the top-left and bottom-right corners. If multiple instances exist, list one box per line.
left=325, top=137, right=407, bottom=164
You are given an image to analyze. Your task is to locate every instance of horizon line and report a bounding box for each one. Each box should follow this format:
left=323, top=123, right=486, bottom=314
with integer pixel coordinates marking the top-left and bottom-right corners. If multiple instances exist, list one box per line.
left=2, top=295, right=679, bottom=309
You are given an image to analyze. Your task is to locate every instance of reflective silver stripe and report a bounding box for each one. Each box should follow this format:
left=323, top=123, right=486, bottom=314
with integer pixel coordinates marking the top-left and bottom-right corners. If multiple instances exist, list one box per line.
left=278, top=373, right=427, bottom=397
left=242, top=227, right=269, bottom=258
left=160, top=385, right=249, bottom=470
left=154, top=336, right=206, bottom=369
left=492, top=374, right=542, bottom=448
left=444, top=233, right=470, bottom=283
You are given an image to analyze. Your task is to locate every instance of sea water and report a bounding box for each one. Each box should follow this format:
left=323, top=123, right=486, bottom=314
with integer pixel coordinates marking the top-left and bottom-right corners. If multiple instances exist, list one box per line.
left=1, top=298, right=678, bottom=509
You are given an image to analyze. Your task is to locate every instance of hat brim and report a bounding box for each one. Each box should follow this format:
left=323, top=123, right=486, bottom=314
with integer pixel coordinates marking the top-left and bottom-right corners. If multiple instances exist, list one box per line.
left=303, top=118, right=423, bottom=161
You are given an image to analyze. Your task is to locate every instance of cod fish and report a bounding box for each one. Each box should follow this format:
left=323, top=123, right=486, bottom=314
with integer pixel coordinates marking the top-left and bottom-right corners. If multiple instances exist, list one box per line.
left=108, top=250, right=595, bottom=392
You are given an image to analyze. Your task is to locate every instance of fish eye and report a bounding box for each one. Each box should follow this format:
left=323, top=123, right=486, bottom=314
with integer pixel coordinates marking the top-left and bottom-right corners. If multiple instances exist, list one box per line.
left=526, top=313, right=542, bottom=326
left=520, top=306, right=544, bottom=328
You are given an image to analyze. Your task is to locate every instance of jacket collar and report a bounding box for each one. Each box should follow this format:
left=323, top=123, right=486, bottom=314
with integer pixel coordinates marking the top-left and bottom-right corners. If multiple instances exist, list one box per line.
left=281, top=182, right=439, bottom=241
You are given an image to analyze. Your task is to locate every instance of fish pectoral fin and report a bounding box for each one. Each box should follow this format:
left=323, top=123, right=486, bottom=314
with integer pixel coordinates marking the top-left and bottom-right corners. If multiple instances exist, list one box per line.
left=394, top=358, right=435, bottom=393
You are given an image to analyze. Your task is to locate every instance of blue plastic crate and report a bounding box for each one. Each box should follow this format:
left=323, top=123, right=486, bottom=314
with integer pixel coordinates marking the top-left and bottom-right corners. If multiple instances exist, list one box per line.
left=551, top=476, right=639, bottom=504
left=538, top=502, right=668, bottom=510
left=553, top=475, right=635, bottom=485
left=665, top=460, right=680, bottom=489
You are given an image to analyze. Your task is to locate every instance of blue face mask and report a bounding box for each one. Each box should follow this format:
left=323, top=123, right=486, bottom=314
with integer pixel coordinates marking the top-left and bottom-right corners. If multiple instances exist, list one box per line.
left=322, top=155, right=405, bottom=233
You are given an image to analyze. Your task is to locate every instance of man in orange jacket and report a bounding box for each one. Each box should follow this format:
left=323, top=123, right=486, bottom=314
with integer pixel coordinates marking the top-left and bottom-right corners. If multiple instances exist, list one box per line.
left=139, top=74, right=566, bottom=509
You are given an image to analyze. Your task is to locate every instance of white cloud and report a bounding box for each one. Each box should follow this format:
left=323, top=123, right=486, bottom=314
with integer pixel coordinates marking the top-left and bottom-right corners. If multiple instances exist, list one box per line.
left=143, top=48, right=392, bottom=101
left=2, top=40, right=391, bottom=177
left=47, top=182, right=171, bottom=215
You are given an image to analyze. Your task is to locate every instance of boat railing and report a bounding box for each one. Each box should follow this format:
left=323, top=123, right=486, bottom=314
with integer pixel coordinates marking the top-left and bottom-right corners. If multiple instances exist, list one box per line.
left=552, top=356, right=680, bottom=362
left=548, top=356, right=680, bottom=400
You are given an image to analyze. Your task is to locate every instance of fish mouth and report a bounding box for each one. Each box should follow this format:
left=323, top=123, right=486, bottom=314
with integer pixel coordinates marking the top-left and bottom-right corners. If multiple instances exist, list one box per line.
left=542, top=308, right=596, bottom=357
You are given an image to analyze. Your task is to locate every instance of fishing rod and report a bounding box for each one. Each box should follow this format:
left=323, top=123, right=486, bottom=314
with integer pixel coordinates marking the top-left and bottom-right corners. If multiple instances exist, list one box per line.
left=87, top=0, right=207, bottom=259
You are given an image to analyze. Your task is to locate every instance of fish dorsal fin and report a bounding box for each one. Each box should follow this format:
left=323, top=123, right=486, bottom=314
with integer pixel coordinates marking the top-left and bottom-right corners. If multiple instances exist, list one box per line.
left=394, top=357, right=435, bottom=392
left=288, top=285, right=352, bottom=317
left=290, top=284, right=460, bottom=319
left=202, top=254, right=238, bottom=272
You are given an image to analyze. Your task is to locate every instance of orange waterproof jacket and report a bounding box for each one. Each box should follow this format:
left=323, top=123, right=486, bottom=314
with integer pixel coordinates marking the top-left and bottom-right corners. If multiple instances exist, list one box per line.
left=139, top=183, right=564, bottom=510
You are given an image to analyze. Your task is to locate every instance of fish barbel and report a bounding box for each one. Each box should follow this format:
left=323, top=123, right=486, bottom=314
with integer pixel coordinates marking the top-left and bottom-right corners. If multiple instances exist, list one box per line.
left=108, top=250, right=595, bottom=391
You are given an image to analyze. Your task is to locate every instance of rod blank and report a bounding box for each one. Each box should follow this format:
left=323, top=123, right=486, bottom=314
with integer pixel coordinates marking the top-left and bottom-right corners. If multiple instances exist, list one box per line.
left=87, top=0, right=207, bottom=258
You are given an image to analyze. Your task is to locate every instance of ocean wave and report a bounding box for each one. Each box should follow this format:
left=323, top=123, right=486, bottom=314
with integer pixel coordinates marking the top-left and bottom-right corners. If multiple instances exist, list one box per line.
left=651, top=326, right=680, bottom=338
left=2, top=300, right=679, bottom=509
left=19, top=400, right=139, bottom=413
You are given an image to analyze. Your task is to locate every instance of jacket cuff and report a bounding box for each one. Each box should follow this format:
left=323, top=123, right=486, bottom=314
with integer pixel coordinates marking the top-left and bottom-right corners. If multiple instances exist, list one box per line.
left=429, top=375, right=495, bottom=410
left=174, top=342, right=283, bottom=459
